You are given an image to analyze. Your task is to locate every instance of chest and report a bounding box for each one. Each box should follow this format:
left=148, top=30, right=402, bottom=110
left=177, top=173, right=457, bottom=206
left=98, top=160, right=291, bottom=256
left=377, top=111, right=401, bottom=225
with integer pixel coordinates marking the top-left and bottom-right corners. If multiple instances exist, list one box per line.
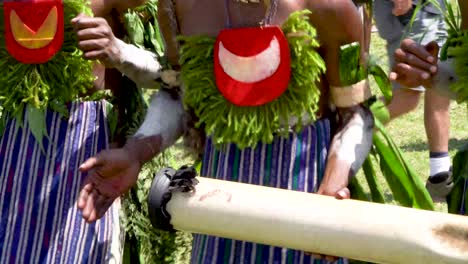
left=174, top=0, right=304, bottom=37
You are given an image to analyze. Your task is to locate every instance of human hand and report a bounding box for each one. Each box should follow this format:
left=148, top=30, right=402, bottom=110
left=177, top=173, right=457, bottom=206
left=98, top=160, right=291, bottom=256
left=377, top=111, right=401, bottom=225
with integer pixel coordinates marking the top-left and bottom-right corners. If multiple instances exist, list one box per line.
left=390, top=39, right=439, bottom=88
left=71, top=13, right=122, bottom=67
left=392, top=0, right=413, bottom=16
left=78, top=147, right=142, bottom=222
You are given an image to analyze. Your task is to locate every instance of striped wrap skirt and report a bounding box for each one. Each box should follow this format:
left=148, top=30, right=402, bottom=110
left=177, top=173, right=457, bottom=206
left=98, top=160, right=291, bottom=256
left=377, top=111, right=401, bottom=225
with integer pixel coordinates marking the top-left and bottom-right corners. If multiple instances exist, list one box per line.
left=191, top=119, right=348, bottom=264
left=0, top=101, right=121, bottom=264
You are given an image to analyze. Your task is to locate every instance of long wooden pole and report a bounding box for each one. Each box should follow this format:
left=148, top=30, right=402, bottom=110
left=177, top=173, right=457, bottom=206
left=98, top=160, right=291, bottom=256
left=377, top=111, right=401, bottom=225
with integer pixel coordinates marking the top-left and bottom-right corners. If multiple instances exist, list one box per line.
left=156, top=177, right=468, bottom=264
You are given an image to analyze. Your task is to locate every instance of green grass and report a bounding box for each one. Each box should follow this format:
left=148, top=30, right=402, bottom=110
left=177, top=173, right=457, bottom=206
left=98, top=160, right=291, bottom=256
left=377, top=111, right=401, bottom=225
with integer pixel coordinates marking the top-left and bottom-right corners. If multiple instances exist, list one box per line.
left=363, top=32, right=468, bottom=211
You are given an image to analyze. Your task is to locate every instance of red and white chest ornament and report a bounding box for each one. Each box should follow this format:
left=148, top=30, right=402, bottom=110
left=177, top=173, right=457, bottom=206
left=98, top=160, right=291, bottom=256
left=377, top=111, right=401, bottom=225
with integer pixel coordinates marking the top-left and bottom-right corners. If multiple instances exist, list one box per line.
left=3, top=0, right=64, bottom=64
left=214, top=26, right=291, bottom=106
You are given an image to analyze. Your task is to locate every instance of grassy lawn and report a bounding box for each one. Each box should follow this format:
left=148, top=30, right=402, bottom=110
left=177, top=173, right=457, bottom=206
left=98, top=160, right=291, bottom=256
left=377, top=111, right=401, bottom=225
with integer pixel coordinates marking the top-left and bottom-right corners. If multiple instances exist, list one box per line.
left=364, top=32, right=468, bottom=211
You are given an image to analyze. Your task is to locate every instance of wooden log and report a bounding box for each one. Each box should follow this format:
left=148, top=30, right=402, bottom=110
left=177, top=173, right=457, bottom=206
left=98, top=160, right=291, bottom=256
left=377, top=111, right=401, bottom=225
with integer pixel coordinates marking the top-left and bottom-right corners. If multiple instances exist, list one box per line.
left=149, top=175, right=468, bottom=264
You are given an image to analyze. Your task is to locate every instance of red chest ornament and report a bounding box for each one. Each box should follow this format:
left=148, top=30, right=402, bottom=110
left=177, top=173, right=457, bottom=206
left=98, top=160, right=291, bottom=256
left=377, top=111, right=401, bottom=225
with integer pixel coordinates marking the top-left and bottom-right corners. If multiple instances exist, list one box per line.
left=214, top=26, right=291, bottom=106
left=3, top=0, right=64, bottom=64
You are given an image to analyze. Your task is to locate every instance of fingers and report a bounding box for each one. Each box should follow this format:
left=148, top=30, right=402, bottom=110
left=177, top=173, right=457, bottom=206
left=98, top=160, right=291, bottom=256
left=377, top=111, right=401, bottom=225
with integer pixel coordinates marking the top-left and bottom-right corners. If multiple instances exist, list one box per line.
left=78, top=182, right=93, bottom=209
left=80, top=191, right=115, bottom=222
left=393, top=62, right=431, bottom=87
left=72, top=16, right=113, bottom=49
left=400, top=39, right=436, bottom=64
left=77, top=39, right=108, bottom=52
left=78, top=173, right=115, bottom=223
left=425, top=41, right=440, bottom=61
left=82, top=189, right=99, bottom=222
left=82, top=50, right=108, bottom=61
left=394, top=48, right=437, bottom=74
left=77, top=39, right=114, bottom=61
left=71, top=13, right=87, bottom=24
left=72, top=15, right=108, bottom=31
left=391, top=39, right=440, bottom=88
left=389, top=71, right=399, bottom=82
left=81, top=190, right=114, bottom=222
left=88, top=194, right=108, bottom=222
left=335, top=187, right=350, bottom=200
left=79, top=156, right=103, bottom=172
left=76, top=27, right=113, bottom=41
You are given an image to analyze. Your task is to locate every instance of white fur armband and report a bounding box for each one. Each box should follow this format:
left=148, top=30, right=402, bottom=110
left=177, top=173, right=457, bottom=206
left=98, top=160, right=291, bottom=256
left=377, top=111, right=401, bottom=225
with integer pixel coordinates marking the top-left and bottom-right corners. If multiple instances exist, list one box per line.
left=134, top=89, right=185, bottom=150
left=114, top=39, right=162, bottom=88
left=330, top=80, right=371, bottom=108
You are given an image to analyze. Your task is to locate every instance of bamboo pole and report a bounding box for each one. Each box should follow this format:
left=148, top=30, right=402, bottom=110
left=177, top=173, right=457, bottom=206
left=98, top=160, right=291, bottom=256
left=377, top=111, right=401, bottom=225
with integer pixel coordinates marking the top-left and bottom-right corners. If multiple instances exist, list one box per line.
left=152, top=176, right=468, bottom=264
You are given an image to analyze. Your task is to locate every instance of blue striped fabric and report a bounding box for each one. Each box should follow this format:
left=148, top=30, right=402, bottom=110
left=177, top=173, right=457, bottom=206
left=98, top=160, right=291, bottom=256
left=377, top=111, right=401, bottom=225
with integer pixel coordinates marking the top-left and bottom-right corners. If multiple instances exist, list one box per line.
left=192, top=119, right=347, bottom=264
left=0, top=101, right=121, bottom=264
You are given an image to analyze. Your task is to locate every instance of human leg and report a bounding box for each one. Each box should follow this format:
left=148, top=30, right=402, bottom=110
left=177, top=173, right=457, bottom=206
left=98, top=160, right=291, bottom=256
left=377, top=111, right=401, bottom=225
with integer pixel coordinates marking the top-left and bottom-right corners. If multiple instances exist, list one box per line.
left=408, top=7, right=452, bottom=198
left=424, top=88, right=453, bottom=199
left=424, top=89, right=451, bottom=156
left=387, top=88, right=422, bottom=120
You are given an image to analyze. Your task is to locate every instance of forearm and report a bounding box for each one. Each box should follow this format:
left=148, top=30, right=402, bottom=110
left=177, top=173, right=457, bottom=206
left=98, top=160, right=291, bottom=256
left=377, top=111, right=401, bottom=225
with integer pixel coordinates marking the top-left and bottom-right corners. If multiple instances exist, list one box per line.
left=113, top=39, right=162, bottom=88
left=124, top=89, right=186, bottom=164
left=321, top=106, right=374, bottom=192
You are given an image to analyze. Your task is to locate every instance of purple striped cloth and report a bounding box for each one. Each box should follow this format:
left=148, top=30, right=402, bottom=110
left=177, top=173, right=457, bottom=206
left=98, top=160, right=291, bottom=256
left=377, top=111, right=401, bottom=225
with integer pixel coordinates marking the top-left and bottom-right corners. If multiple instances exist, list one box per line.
left=0, top=101, right=121, bottom=264
left=192, top=119, right=348, bottom=264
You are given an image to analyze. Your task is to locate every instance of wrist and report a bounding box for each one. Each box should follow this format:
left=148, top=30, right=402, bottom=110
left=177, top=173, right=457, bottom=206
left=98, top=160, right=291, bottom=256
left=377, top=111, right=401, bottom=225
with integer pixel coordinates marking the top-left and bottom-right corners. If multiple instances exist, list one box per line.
left=124, top=134, right=162, bottom=166
left=111, top=39, right=162, bottom=88
left=108, top=38, right=123, bottom=68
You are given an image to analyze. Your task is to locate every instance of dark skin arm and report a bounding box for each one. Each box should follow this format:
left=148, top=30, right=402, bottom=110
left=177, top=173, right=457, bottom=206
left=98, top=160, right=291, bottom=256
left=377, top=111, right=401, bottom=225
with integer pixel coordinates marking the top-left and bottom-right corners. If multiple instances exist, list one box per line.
left=157, top=0, right=181, bottom=67
left=74, top=0, right=150, bottom=222
left=72, top=0, right=146, bottom=68
left=307, top=0, right=363, bottom=86
left=306, top=0, right=372, bottom=198
left=77, top=0, right=186, bottom=223
left=305, top=1, right=374, bottom=261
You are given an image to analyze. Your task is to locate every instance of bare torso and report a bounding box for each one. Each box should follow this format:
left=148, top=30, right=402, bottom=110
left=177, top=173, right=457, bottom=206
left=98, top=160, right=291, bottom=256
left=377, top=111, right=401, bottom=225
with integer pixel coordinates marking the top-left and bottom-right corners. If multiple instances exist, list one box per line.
left=159, top=0, right=363, bottom=115
left=176, top=0, right=303, bottom=36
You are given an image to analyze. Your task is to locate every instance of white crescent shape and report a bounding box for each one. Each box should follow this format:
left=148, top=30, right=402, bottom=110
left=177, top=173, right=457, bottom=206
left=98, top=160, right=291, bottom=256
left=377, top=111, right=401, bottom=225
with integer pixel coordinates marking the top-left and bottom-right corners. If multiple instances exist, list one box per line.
left=218, top=36, right=281, bottom=83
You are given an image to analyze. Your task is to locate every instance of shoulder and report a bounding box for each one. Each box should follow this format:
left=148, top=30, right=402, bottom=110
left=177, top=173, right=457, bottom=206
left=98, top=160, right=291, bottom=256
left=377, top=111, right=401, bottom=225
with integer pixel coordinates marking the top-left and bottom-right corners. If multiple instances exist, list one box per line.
left=304, top=0, right=362, bottom=43
left=305, top=0, right=357, bottom=20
